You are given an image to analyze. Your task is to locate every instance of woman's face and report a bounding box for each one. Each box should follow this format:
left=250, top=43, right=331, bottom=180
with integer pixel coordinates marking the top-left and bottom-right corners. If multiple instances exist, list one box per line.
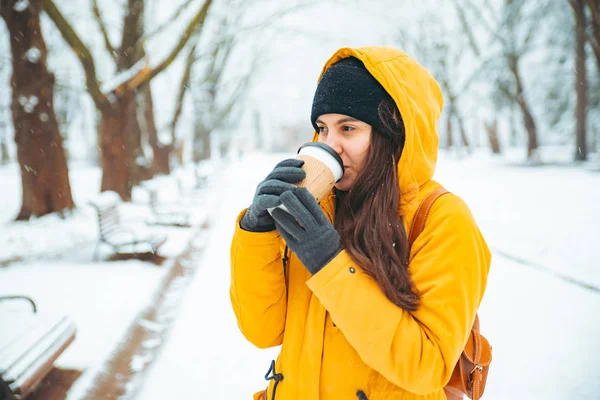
left=315, top=113, right=372, bottom=191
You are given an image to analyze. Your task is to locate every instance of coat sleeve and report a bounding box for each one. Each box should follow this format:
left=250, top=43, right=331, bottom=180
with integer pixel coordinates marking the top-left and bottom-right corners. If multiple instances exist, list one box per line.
left=306, top=194, right=491, bottom=395
left=230, top=209, right=287, bottom=349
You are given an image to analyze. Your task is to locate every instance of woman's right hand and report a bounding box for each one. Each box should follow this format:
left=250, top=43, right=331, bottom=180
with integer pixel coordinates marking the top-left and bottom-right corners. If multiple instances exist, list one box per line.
left=240, top=158, right=306, bottom=232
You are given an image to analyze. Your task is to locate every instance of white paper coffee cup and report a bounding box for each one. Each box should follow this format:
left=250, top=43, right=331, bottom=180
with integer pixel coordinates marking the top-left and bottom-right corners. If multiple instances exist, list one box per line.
left=268, top=142, right=344, bottom=215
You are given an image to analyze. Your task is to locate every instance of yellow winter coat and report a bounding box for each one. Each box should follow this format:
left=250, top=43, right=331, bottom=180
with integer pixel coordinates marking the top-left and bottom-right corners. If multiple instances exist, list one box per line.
left=230, top=47, right=491, bottom=400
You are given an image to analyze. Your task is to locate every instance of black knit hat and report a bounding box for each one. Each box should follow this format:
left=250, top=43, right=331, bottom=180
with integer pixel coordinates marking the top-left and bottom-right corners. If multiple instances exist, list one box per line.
left=311, top=57, right=392, bottom=133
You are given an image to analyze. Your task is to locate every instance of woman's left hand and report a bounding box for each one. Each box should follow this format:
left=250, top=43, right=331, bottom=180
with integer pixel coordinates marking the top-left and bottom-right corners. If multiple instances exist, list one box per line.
left=271, top=188, right=342, bottom=275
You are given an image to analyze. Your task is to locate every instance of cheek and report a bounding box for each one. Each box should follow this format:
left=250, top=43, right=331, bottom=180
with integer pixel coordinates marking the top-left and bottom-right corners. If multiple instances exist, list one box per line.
left=350, top=136, right=371, bottom=166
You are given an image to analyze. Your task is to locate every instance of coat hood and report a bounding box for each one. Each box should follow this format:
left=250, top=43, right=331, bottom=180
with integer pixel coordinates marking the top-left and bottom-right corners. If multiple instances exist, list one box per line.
left=311, top=47, right=444, bottom=217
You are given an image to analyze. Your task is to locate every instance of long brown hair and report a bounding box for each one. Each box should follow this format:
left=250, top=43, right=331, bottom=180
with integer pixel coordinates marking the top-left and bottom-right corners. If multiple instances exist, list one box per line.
left=334, top=97, right=419, bottom=311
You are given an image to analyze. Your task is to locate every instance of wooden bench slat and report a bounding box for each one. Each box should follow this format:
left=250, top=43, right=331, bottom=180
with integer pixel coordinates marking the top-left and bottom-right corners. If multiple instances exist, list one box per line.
left=100, top=222, right=119, bottom=230
left=0, top=317, right=67, bottom=377
left=95, top=203, right=119, bottom=212
left=98, top=210, right=118, bottom=219
left=2, top=317, right=72, bottom=384
left=101, top=225, right=124, bottom=238
left=150, top=236, right=167, bottom=249
left=99, top=217, right=120, bottom=228
left=0, top=318, right=39, bottom=357
left=9, top=323, right=76, bottom=397
left=99, top=216, right=119, bottom=226
left=0, top=318, right=54, bottom=374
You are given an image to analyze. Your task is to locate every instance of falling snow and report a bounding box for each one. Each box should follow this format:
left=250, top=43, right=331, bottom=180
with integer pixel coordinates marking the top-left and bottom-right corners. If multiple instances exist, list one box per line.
left=18, top=95, right=38, bottom=113
left=159, top=132, right=173, bottom=145
left=25, top=47, right=41, bottom=63
left=13, top=0, right=29, bottom=12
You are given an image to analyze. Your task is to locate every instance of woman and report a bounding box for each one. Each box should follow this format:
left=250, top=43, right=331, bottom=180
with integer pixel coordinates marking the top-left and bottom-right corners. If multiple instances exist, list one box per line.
left=230, top=47, right=491, bottom=400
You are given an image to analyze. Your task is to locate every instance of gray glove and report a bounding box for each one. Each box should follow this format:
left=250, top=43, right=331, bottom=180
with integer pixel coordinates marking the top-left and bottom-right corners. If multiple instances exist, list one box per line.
left=271, top=187, right=342, bottom=274
left=240, top=159, right=306, bottom=232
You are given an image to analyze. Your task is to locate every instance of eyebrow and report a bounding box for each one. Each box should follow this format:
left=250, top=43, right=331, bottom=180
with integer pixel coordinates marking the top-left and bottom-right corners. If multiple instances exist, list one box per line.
left=315, top=117, right=360, bottom=125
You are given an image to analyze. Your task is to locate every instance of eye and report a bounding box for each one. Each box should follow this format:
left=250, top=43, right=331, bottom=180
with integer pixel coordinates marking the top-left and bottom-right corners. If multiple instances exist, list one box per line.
left=342, top=125, right=355, bottom=132
left=317, top=126, right=328, bottom=134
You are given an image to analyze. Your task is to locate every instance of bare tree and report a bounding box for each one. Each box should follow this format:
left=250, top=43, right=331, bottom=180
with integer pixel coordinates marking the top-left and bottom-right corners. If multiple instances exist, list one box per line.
left=585, top=0, right=600, bottom=72
left=0, top=104, right=10, bottom=164
left=452, top=0, right=547, bottom=160
left=92, top=0, right=166, bottom=179
left=484, top=119, right=502, bottom=154
left=0, top=0, right=75, bottom=220
left=584, top=2, right=600, bottom=154
left=1, top=28, right=10, bottom=165
left=171, top=0, right=295, bottom=163
left=44, top=0, right=213, bottom=201
left=406, top=16, right=472, bottom=153
left=571, top=0, right=589, bottom=161
left=169, top=38, right=197, bottom=166
left=190, top=32, right=258, bottom=162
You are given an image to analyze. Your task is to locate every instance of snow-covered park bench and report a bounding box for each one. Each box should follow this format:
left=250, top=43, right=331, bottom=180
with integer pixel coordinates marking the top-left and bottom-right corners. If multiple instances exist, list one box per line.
left=89, top=191, right=167, bottom=260
left=194, top=165, right=209, bottom=189
left=145, top=186, right=191, bottom=228
left=0, top=296, right=76, bottom=400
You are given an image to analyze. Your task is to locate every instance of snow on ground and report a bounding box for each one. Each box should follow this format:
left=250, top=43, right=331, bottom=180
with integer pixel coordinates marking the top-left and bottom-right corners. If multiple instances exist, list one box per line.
left=435, top=148, right=600, bottom=289
left=136, top=153, right=284, bottom=400
left=0, top=159, right=222, bottom=397
left=1, top=148, right=599, bottom=399
left=137, top=149, right=600, bottom=400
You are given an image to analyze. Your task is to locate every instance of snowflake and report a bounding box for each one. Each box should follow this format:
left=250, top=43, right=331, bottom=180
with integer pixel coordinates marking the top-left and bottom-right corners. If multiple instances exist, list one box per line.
left=13, top=0, right=29, bottom=12
left=19, top=95, right=38, bottom=114
left=25, top=47, right=41, bottom=63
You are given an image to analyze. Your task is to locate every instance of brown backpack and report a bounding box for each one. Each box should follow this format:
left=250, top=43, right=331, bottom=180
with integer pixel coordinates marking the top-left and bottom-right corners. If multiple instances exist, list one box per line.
left=408, top=188, right=492, bottom=400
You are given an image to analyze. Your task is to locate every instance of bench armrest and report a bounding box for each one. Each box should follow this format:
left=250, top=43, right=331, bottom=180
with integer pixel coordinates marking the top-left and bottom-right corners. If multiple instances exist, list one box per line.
left=0, top=296, right=37, bottom=313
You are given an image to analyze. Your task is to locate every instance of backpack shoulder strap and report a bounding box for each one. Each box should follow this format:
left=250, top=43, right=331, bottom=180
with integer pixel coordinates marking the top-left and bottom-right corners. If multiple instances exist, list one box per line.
left=408, top=187, right=450, bottom=249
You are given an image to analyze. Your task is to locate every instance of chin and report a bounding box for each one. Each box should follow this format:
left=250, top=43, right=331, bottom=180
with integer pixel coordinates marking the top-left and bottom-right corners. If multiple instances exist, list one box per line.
left=334, top=179, right=353, bottom=192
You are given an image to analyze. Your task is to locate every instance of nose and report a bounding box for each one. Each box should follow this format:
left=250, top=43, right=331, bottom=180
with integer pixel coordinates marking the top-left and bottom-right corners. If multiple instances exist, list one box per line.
left=323, top=132, right=343, bottom=156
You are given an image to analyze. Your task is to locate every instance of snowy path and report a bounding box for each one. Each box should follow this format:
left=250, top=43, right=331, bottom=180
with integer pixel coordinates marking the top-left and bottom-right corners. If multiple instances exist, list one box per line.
left=136, top=152, right=600, bottom=400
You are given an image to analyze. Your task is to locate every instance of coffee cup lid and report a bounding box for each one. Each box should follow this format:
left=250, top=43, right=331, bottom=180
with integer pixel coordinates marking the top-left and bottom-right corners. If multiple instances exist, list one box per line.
left=297, top=142, right=343, bottom=167
left=297, top=142, right=344, bottom=182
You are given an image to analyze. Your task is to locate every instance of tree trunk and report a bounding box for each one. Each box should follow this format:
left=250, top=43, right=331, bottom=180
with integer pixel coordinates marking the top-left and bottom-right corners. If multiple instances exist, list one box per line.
left=0, top=108, right=9, bottom=164
left=446, top=106, right=454, bottom=149
left=118, top=0, right=149, bottom=184
left=517, top=97, right=539, bottom=159
left=574, top=0, right=588, bottom=161
left=472, top=115, right=480, bottom=148
left=585, top=0, right=600, bottom=75
left=99, top=94, right=135, bottom=201
left=1, top=135, right=9, bottom=164
left=128, top=89, right=150, bottom=183
left=170, top=41, right=197, bottom=166
left=511, top=63, right=539, bottom=159
left=455, top=112, right=471, bottom=153
left=1, top=0, right=74, bottom=220
left=175, top=141, right=185, bottom=165
left=510, top=104, right=518, bottom=147
left=193, top=128, right=211, bottom=162
left=144, top=84, right=171, bottom=175
left=484, top=119, right=502, bottom=154
left=45, top=0, right=214, bottom=200
left=219, top=135, right=230, bottom=158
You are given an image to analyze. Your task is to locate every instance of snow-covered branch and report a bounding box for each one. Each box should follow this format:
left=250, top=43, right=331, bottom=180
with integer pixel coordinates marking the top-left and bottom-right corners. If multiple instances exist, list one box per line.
left=43, top=0, right=107, bottom=109
left=91, top=0, right=117, bottom=63
left=127, top=0, right=213, bottom=92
